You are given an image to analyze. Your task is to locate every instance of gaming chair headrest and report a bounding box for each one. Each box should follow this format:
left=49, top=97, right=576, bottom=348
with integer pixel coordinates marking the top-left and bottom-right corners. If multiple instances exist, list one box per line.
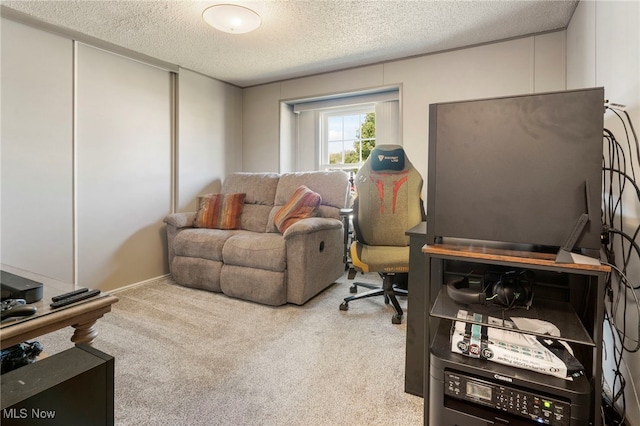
left=370, top=145, right=405, bottom=172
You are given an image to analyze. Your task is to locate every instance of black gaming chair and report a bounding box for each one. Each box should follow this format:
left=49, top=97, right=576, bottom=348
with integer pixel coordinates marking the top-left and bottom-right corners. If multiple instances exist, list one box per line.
left=339, top=144, right=424, bottom=324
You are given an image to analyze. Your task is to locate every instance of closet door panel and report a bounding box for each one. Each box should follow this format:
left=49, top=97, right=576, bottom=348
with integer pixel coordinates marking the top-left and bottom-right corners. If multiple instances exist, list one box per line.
left=76, top=44, right=171, bottom=290
left=0, top=18, right=74, bottom=283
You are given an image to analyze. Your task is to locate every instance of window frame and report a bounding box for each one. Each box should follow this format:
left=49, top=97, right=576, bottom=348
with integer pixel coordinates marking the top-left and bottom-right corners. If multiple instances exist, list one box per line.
left=319, top=104, right=375, bottom=172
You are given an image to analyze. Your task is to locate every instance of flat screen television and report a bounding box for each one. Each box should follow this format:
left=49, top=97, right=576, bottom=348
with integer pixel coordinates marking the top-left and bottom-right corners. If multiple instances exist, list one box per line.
left=426, top=88, right=604, bottom=255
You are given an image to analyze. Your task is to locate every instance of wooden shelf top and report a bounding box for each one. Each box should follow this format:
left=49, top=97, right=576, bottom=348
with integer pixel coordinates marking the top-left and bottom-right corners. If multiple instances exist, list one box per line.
left=423, top=243, right=611, bottom=273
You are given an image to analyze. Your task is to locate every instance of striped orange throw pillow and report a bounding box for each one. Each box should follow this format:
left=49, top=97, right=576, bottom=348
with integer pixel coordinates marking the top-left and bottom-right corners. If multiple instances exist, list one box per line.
left=275, top=185, right=322, bottom=233
left=193, top=193, right=246, bottom=230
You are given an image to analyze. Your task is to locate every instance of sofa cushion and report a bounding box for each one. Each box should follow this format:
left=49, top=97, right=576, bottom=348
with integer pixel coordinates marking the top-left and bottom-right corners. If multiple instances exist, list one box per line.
left=171, top=256, right=223, bottom=293
left=173, top=228, right=240, bottom=261
left=222, top=173, right=280, bottom=233
left=274, top=185, right=322, bottom=233
left=238, top=204, right=273, bottom=234
left=222, top=233, right=286, bottom=272
left=276, top=171, right=349, bottom=210
left=193, top=193, right=245, bottom=230
left=222, top=173, right=279, bottom=205
left=220, top=265, right=286, bottom=306
left=267, top=171, right=350, bottom=231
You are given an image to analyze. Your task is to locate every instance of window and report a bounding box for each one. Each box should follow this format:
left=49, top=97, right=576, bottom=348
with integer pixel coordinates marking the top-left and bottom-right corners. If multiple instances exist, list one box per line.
left=321, top=106, right=375, bottom=172
left=282, top=87, right=400, bottom=173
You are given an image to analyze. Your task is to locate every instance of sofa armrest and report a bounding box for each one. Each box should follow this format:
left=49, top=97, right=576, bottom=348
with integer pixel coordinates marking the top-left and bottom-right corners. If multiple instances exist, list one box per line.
left=282, top=217, right=342, bottom=240
left=163, top=212, right=196, bottom=229
left=163, top=212, right=196, bottom=274
left=283, top=217, right=345, bottom=305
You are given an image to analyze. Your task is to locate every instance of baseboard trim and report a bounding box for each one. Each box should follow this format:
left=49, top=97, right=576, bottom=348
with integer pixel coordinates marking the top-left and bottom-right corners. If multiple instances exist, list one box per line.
left=108, top=274, right=172, bottom=295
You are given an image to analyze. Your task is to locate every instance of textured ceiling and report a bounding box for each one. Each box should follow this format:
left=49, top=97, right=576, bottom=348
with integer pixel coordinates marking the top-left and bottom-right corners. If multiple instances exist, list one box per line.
left=0, top=1, right=579, bottom=87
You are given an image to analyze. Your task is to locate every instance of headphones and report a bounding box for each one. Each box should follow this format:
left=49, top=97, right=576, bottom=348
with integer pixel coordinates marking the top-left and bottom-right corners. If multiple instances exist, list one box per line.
left=446, top=270, right=535, bottom=309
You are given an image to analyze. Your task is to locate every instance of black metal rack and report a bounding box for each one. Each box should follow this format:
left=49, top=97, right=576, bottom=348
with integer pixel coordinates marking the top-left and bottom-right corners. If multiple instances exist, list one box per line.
left=423, top=243, right=610, bottom=426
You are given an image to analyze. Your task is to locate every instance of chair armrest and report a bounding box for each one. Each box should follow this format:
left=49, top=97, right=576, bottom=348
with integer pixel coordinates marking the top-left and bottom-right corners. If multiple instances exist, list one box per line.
left=282, top=217, right=343, bottom=239
left=163, top=212, right=196, bottom=229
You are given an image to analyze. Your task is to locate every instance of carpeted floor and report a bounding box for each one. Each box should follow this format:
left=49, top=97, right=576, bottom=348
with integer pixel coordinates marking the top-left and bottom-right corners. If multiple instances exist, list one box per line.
left=37, top=273, right=424, bottom=425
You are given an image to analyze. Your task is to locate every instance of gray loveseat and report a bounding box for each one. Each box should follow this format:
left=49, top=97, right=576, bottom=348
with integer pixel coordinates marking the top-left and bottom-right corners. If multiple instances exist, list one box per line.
left=163, top=171, right=350, bottom=306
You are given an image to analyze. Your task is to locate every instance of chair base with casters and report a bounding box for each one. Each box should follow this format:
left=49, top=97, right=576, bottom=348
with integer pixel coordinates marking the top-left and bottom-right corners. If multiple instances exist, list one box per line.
left=339, top=270, right=408, bottom=324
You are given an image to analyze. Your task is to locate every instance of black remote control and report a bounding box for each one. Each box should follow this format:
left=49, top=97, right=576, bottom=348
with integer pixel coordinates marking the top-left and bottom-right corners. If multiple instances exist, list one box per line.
left=51, top=288, right=89, bottom=302
left=50, top=289, right=101, bottom=308
left=1, top=305, right=37, bottom=320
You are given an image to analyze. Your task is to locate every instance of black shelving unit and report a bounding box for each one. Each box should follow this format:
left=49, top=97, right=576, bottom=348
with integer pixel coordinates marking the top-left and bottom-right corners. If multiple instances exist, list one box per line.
left=423, top=243, right=610, bottom=426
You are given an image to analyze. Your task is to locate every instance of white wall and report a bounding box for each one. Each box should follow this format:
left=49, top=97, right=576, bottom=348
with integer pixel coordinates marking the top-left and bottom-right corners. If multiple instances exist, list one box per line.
left=242, top=82, right=281, bottom=172
left=568, top=1, right=640, bottom=424
left=177, top=69, right=243, bottom=212
left=279, top=102, right=295, bottom=173
left=1, top=18, right=74, bottom=283
left=243, top=31, right=567, bottom=187
left=75, top=43, right=172, bottom=291
left=1, top=17, right=243, bottom=291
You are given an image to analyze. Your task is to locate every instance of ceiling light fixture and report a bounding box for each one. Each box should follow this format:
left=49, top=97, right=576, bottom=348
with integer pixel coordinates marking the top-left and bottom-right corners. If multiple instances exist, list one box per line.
left=202, top=4, right=261, bottom=34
